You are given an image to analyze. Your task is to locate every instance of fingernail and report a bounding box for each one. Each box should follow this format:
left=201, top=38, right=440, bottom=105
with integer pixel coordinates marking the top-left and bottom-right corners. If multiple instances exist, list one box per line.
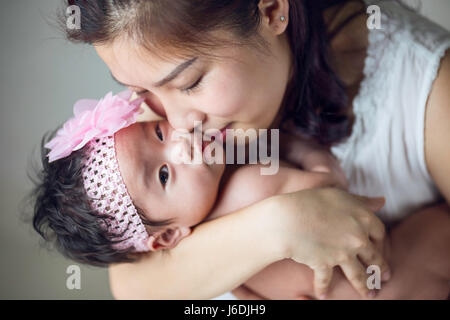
left=319, top=294, right=327, bottom=300
left=368, top=291, right=376, bottom=299
left=382, top=271, right=391, bottom=281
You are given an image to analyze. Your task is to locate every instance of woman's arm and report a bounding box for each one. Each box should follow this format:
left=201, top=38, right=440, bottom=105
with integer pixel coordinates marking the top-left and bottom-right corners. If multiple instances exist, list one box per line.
left=109, top=188, right=387, bottom=299
left=425, top=50, right=450, bottom=205
left=109, top=196, right=286, bottom=299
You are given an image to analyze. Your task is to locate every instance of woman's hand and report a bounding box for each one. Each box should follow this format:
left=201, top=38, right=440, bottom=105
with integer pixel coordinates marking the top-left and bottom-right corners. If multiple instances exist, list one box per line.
left=108, top=185, right=387, bottom=300
left=270, top=187, right=390, bottom=299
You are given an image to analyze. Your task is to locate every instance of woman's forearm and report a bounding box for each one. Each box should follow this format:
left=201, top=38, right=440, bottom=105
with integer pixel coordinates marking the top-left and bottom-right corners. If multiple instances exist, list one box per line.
left=108, top=197, right=287, bottom=299
left=109, top=188, right=389, bottom=299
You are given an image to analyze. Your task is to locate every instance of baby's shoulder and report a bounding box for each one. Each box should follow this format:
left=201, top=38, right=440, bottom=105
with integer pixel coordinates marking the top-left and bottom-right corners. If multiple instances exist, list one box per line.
left=207, top=162, right=294, bottom=220
left=225, top=160, right=294, bottom=189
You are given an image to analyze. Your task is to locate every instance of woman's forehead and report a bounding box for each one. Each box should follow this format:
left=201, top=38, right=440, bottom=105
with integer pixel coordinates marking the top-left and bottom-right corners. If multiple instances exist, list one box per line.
left=94, top=29, right=241, bottom=86
left=95, top=38, right=195, bottom=87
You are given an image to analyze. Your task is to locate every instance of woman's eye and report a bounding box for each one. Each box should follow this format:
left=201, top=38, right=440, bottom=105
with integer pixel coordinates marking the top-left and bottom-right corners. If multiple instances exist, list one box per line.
left=159, top=165, right=169, bottom=187
left=155, top=123, right=163, bottom=141
left=182, top=76, right=203, bottom=95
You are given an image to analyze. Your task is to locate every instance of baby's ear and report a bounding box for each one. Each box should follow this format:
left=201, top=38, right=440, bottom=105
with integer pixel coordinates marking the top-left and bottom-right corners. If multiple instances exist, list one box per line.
left=146, top=227, right=192, bottom=251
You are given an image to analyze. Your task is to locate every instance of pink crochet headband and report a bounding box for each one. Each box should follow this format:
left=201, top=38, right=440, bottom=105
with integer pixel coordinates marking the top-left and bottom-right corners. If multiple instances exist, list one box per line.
left=44, top=90, right=150, bottom=252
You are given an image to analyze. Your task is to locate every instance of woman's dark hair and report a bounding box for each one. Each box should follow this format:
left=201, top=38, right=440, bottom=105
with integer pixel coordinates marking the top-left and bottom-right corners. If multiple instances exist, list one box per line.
left=61, top=0, right=368, bottom=146
left=28, top=129, right=171, bottom=267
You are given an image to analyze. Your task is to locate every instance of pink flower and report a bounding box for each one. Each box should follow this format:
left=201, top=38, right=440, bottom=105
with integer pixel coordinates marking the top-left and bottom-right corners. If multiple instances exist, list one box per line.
left=45, top=90, right=144, bottom=163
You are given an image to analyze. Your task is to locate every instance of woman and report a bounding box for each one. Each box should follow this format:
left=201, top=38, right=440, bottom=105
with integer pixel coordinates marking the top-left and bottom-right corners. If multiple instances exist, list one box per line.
left=61, top=0, right=450, bottom=299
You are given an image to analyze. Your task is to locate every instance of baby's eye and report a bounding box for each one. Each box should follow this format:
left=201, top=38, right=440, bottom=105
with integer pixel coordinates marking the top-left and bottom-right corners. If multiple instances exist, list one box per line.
left=155, top=123, right=163, bottom=141
left=159, top=165, right=169, bottom=187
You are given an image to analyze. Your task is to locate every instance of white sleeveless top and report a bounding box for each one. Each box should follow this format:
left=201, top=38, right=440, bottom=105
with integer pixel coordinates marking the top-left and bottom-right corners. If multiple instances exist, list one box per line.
left=331, top=0, right=450, bottom=223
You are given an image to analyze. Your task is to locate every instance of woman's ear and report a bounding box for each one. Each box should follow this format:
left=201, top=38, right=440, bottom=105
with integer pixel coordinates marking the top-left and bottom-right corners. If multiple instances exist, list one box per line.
left=146, top=227, right=192, bottom=251
left=258, top=0, right=289, bottom=35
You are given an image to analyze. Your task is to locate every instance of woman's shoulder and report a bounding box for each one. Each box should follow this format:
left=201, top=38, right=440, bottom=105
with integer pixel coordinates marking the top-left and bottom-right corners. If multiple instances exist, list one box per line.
left=357, top=0, right=450, bottom=110
left=366, top=0, right=450, bottom=52
left=423, top=49, right=450, bottom=203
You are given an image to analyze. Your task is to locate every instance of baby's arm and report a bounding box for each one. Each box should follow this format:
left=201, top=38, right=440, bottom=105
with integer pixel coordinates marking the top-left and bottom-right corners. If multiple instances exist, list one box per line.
left=209, top=160, right=343, bottom=220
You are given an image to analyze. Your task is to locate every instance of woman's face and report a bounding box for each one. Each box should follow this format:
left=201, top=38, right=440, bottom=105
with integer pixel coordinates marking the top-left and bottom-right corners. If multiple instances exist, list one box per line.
left=94, top=27, right=293, bottom=141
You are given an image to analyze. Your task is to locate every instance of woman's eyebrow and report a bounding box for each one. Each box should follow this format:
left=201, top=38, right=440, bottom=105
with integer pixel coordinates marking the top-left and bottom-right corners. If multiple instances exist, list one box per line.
left=153, top=57, right=198, bottom=88
left=110, top=57, right=198, bottom=89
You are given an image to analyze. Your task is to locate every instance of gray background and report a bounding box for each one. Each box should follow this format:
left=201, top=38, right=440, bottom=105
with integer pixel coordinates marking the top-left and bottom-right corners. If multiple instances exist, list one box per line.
left=0, top=0, right=449, bottom=299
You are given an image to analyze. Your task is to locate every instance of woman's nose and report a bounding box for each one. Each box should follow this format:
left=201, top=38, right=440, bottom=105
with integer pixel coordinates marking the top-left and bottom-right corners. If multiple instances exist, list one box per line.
left=166, top=108, right=206, bottom=132
left=167, top=134, right=195, bottom=165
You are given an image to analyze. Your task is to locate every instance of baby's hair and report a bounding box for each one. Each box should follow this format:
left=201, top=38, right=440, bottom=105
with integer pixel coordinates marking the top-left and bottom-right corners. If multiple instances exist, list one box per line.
left=27, top=128, right=171, bottom=267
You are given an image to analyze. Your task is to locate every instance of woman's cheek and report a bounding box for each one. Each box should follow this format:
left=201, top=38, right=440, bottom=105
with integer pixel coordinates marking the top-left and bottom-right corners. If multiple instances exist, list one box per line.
left=200, top=75, right=247, bottom=118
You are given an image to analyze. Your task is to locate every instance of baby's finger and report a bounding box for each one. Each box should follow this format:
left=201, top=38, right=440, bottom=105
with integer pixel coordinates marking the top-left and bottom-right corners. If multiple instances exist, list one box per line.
left=313, top=266, right=333, bottom=299
left=340, top=259, right=373, bottom=299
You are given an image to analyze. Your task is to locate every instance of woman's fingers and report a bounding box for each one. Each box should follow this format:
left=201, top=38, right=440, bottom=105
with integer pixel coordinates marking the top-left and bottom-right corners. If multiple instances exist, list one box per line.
left=340, top=258, right=374, bottom=299
left=357, top=242, right=391, bottom=282
left=351, top=197, right=391, bottom=280
left=356, top=203, right=391, bottom=281
left=368, top=218, right=386, bottom=254
left=313, top=266, right=333, bottom=299
left=356, top=211, right=387, bottom=257
left=354, top=195, right=386, bottom=212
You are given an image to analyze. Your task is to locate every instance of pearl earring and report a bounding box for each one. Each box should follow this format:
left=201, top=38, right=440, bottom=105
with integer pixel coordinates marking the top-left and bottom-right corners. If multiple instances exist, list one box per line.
left=280, top=16, right=286, bottom=22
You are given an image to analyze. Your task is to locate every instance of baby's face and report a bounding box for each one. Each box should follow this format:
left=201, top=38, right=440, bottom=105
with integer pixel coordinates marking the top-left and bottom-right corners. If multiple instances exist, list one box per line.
left=115, top=120, right=225, bottom=229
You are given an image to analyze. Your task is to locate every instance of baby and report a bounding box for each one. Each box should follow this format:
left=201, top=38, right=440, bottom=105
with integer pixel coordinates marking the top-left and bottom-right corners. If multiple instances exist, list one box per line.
left=32, top=90, right=352, bottom=299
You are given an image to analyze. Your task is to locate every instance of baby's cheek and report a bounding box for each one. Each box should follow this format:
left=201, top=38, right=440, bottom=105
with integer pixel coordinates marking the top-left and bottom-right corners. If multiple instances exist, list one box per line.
left=189, top=184, right=217, bottom=219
